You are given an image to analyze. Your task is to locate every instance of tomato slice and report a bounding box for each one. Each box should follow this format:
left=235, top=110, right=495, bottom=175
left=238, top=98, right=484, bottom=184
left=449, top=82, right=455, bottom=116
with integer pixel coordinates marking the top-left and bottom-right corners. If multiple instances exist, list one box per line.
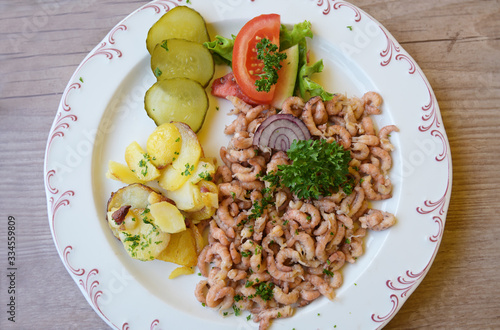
left=232, top=14, right=281, bottom=104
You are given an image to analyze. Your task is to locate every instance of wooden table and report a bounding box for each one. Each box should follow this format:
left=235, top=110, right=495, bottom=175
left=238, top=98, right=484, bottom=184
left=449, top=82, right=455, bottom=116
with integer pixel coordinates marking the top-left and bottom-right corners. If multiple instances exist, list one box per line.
left=1, top=0, right=499, bottom=329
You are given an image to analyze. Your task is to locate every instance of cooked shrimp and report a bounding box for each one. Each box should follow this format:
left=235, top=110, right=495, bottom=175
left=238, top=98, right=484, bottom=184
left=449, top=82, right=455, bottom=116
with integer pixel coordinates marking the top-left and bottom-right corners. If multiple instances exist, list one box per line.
left=224, top=113, right=247, bottom=135
left=361, top=175, right=391, bottom=200
left=230, top=131, right=254, bottom=150
left=255, top=305, right=294, bottom=330
left=206, top=282, right=235, bottom=309
left=370, top=146, right=392, bottom=173
left=359, top=209, right=396, bottom=231
left=232, top=157, right=264, bottom=182
left=325, top=93, right=346, bottom=116
left=226, top=95, right=252, bottom=114
left=276, top=248, right=303, bottom=272
left=361, top=116, right=376, bottom=135
left=214, top=165, right=232, bottom=183
left=281, top=96, right=304, bottom=117
left=315, top=232, right=334, bottom=262
left=301, top=96, right=324, bottom=136
left=306, top=274, right=336, bottom=300
left=352, top=134, right=380, bottom=146
left=217, top=197, right=236, bottom=229
left=266, top=151, right=290, bottom=175
left=227, top=147, right=259, bottom=163
left=378, top=125, right=399, bottom=151
left=246, top=104, right=272, bottom=123
left=229, top=242, right=241, bottom=264
left=194, top=280, right=208, bottom=304
left=324, top=125, right=352, bottom=149
left=350, top=142, right=370, bottom=160
left=328, top=251, right=346, bottom=271
left=209, top=220, right=230, bottom=246
left=273, top=286, right=300, bottom=305
left=362, top=91, right=382, bottom=115
left=266, top=255, right=304, bottom=282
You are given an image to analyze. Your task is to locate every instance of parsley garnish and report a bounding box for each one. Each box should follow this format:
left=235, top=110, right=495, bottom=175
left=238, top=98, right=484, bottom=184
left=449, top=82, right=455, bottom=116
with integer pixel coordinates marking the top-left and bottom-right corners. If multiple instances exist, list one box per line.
left=154, top=67, right=162, bottom=77
left=248, top=188, right=274, bottom=220
left=263, top=139, right=353, bottom=200
left=254, top=282, right=274, bottom=301
left=181, top=163, right=195, bottom=176
left=161, top=40, right=169, bottom=51
left=323, top=269, right=334, bottom=277
left=199, top=171, right=213, bottom=181
left=79, top=77, right=83, bottom=83
left=254, top=38, right=287, bottom=92
left=347, top=25, right=353, bottom=31
left=232, top=305, right=241, bottom=316
left=241, top=250, right=251, bottom=258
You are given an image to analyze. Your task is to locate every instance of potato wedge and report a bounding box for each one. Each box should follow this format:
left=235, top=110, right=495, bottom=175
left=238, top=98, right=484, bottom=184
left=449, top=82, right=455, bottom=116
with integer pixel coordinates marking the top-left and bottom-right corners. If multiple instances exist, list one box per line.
left=144, top=78, right=208, bottom=133
left=166, top=181, right=203, bottom=212
left=106, top=184, right=172, bottom=261
left=189, top=222, right=207, bottom=255
left=125, top=141, right=160, bottom=181
left=106, top=161, right=147, bottom=184
left=184, top=206, right=216, bottom=223
left=156, top=228, right=197, bottom=267
left=168, top=266, right=195, bottom=279
left=151, top=38, right=214, bottom=87
left=149, top=201, right=186, bottom=233
left=107, top=183, right=155, bottom=211
left=146, top=6, right=210, bottom=54
left=188, top=160, right=216, bottom=184
left=158, top=122, right=202, bottom=191
left=118, top=216, right=170, bottom=261
left=146, top=123, right=182, bottom=169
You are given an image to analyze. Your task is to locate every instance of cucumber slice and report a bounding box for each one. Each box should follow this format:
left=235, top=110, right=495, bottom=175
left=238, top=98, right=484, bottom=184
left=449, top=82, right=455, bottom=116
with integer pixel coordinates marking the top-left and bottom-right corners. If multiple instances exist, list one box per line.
left=151, top=39, right=214, bottom=87
left=145, top=78, right=208, bottom=133
left=146, top=6, right=210, bottom=54
left=271, top=44, right=300, bottom=109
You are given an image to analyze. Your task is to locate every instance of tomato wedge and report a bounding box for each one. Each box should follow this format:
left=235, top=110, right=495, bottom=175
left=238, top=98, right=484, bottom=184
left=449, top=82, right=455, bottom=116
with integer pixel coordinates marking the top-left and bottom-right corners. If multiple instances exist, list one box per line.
left=232, top=14, right=281, bottom=104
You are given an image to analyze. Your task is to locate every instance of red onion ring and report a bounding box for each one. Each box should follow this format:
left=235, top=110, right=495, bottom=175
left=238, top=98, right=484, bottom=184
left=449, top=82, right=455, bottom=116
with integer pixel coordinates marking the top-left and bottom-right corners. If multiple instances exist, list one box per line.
left=253, top=114, right=311, bottom=151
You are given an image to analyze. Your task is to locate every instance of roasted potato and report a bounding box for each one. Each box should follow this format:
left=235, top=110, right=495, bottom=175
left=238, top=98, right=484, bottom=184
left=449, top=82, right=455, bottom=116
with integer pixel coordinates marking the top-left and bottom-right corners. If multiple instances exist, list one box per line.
left=156, top=228, right=198, bottom=267
left=146, top=123, right=182, bottom=169
left=106, top=184, right=171, bottom=261
left=124, top=141, right=160, bottom=181
left=106, top=161, right=147, bottom=184
left=149, top=201, right=186, bottom=233
left=158, top=122, right=202, bottom=191
left=166, top=181, right=203, bottom=212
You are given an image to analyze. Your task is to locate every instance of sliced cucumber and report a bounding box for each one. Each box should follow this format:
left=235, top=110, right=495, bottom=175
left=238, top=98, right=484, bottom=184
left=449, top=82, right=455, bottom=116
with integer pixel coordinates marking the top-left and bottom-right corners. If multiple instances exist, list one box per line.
left=271, top=44, right=300, bottom=109
left=151, top=38, right=214, bottom=87
left=146, top=6, right=210, bottom=54
left=145, top=78, right=208, bottom=133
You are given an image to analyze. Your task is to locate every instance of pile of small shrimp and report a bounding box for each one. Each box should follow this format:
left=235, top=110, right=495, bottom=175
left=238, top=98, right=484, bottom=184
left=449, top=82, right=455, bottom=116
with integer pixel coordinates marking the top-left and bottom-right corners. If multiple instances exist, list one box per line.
left=195, top=92, right=399, bottom=329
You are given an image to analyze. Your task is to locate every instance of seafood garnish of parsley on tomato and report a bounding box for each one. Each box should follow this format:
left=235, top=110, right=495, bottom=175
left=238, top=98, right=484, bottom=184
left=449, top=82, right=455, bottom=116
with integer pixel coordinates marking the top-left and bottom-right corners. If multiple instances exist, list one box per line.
left=203, top=14, right=333, bottom=108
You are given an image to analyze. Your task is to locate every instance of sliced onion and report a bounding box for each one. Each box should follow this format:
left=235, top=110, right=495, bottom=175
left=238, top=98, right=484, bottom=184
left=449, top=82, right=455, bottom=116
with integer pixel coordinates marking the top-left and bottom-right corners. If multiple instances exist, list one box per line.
left=253, top=114, right=311, bottom=151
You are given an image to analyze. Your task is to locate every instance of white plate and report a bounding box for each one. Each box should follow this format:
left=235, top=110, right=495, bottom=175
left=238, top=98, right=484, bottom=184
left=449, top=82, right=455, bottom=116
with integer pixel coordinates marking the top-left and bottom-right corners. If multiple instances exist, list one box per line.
left=44, top=0, right=452, bottom=329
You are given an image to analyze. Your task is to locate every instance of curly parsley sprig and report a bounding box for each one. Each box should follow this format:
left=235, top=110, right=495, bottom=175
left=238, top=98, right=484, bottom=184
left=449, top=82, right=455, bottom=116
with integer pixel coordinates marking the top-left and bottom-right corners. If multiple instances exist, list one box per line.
left=254, top=38, right=287, bottom=92
left=263, top=139, right=354, bottom=200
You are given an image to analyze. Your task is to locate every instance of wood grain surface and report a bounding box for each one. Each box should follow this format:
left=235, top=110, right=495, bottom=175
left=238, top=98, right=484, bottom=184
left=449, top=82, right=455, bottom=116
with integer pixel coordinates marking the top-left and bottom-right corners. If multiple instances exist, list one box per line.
left=1, top=0, right=499, bottom=329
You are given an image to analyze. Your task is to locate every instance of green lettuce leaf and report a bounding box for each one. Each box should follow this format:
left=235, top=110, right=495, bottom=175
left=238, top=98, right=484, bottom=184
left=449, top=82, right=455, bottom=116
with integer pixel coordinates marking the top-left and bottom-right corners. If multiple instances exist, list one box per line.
left=298, top=59, right=334, bottom=101
left=279, top=20, right=313, bottom=69
left=203, top=35, right=235, bottom=66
